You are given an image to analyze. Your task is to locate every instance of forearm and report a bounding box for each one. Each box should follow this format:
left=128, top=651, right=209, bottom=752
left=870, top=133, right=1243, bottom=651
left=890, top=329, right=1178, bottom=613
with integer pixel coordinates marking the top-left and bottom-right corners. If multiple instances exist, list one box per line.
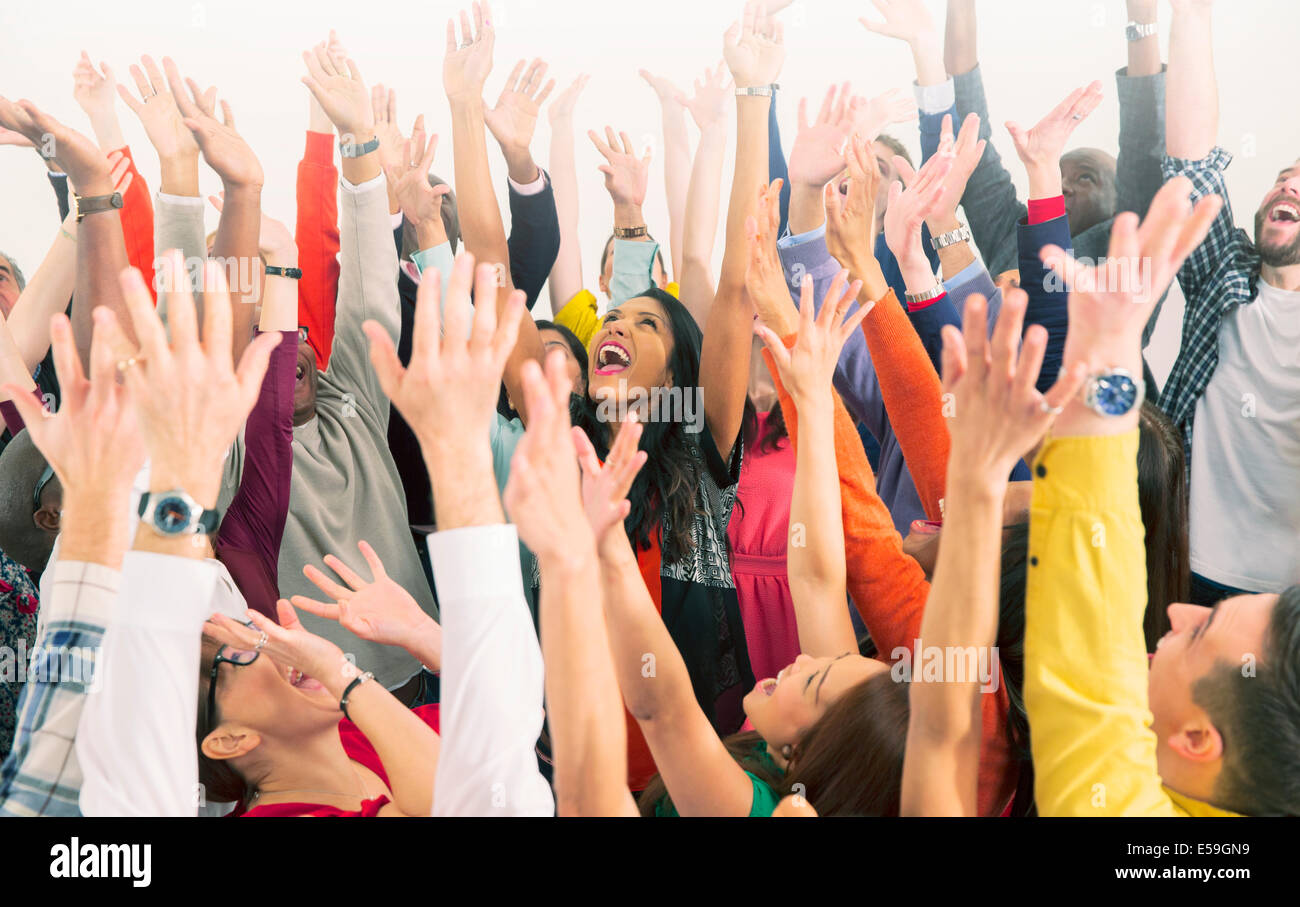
left=330, top=676, right=440, bottom=817
left=546, top=114, right=583, bottom=310
left=450, top=99, right=511, bottom=268
left=719, top=97, right=770, bottom=291
left=787, top=184, right=826, bottom=236
left=424, top=444, right=506, bottom=529
left=659, top=101, right=690, bottom=281
left=257, top=250, right=300, bottom=332
left=1165, top=2, right=1217, bottom=159
left=539, top=551, right=635, bottom=817
left=72, top=206, right=132, bottom=372
left=910, top=29, right=948, bottom=88
left=678, top=122, right=726, bottom=323
left=84, top=109, right=126, bottom=154
left=943, top=0, right=979, bottom=77
left=7, top=217, right=76, bottom=370
left=401, top=618, right=443, bottom=674
left=158, top=152, right=199, bottom=198
left=0, top=318, right=37, bottom=406
left=786, top=392, right=856, bottom=656
left=1125, top=0, right=1162, bottom=78
left=209, top=184, right=262, bottom=364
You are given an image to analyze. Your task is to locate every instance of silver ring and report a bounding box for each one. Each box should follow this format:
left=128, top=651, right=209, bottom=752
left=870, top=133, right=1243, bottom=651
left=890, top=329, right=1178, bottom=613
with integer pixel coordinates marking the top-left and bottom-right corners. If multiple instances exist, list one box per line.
left=1071, top=113, right=1082, bottom=120
left=142, top=90, right=158, bottom=101
left=1040, top=400, right=1064, bottom=415
left=458, top=41, right=471, bottom=50
left=116, top=356, right=138, bottom=372
left=254, top=630, right=268, bottom=651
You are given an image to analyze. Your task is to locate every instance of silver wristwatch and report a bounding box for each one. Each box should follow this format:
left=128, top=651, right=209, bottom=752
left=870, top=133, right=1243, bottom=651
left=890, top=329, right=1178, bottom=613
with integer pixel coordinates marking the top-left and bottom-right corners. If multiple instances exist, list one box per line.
left=736, top=84, right=778, bottom=97
left=905, top=283, right=946, bottom=307
left=1125, top=21, right=1157, bottom=41
left=930, top=224, right=972, bottom=251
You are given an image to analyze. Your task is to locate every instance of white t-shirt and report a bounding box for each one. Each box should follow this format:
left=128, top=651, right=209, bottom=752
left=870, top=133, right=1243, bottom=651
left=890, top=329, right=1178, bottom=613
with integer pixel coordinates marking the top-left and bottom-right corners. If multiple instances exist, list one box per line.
left=1190, top=280, right=1300, bottom=592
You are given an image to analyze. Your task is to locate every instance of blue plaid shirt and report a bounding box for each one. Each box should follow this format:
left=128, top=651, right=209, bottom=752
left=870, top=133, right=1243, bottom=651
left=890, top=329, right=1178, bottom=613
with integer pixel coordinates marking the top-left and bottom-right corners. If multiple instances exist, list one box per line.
left=0, top=561, right=117, bottom=817
left=1157, top=147, right=1263, bottom=447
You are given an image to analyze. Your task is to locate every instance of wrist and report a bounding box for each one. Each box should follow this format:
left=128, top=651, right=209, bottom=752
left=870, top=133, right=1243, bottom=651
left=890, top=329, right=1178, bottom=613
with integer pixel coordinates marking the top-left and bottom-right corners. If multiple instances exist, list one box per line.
left=1025, top=163, right=1062, bottom=200
left=788, top=183, right=827, bottom=235
left=910, top=33, right=947, bottom=87
left=926, top=212, right=962, bottom=235
left=502, top=146, right=540, bottom=184
left=148, top=468, right=221, bottom=512
left=264, top=245, right=299, bottom=269
left=415, top=219, right=448, bottom=250
left=72, top=173, right=116, bottom=197
left=612, top=202, right=646, bottom=230
left=159, top=154, right=200, bottom=197
left=898, top=254, right=937, bottom=294
left=60, top=492, right=133, bottom=567
left=536, top=538, right=599, bottom=579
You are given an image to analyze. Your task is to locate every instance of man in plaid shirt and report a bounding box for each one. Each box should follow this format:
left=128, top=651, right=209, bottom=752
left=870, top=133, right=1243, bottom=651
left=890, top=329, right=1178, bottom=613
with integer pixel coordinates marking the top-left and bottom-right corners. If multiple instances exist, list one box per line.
left=1159, top=0, right=1300, bottom=604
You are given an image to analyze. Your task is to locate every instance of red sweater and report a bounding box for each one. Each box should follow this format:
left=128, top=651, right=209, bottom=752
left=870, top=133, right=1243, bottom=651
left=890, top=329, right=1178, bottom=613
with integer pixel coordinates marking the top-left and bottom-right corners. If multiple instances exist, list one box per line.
left=295, top=131, right=341, bottom=370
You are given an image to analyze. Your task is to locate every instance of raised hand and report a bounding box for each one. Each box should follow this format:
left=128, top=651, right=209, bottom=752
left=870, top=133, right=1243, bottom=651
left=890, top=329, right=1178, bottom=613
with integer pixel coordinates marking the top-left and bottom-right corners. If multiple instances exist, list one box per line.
left=503, top=352, right=602, bottom=563
left=117, top=55, right=201, bottom=162
left=292, top=540, right=442, bottom=668
left=569, top=409, right=647, bottom=546
left=723, top=0, right=785, bottom=89
left=788, top=82, right=861, bottom=189
left=72, top=52, right=119, bottom=126
left=2, top=311, right=144, bottom=502
left=921, top=113, right=986, bottom=226
left=883, top=139, right=955, bottom=282
left=755, top=267, right=868, bottom=406
left=940, top=290, right=1086, bottom=483
left=96, top=252, right=281, bottom=505
left=825, top=134, right=882, bottom=275
left=209, top=193, right=296, bottom=263
left=485, top=57, right=554, bottom=181
left=386, top=130, right=452, bottom=244
left=547, top=73, right=589, bottom=124
left=0, top=97, right=114, bottom=194
left=371, top=84, right=407, bottom=175
left=589, top=127, right=651, bottom=209
left=0, top=126, right=34, bottom=148
left=1005, top=81, right=1103, bottom=196
left=859, top=0, right=940, bottom=47
left=301, top=40, right=373, bottom=141
left=444, top=1, right=496, bottom=103
left=854, top=87, right=919, bottom=143
left=363, top=251, right=525, bottom=449
left=744, top=178, right=797, bottom=334
left=165, top=63, right=263, bottom=189
left=1041, top=176, right=1221, bottom=379
left=207, top=601, right=358, bottom=699
left=677, top=62, right=732, bottom=132
left=638, top=69, right=682, bottom=106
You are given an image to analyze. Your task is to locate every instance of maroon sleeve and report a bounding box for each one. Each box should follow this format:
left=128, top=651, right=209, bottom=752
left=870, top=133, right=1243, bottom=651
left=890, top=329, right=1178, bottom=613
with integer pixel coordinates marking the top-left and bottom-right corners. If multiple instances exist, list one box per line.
left=215, top=329, right=297, bottom=602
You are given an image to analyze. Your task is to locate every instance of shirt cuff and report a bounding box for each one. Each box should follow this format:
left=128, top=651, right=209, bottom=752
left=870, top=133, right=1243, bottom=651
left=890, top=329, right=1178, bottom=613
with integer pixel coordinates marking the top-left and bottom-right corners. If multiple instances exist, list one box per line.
left=906, top=290, right=948, bottom=313
left=340, top=172, right=386, bottom=193
left=914, top=78, right=956, bottom=115
left=390, top=211, right=404, bottom=230
left=156, top=192, right=204, bottom=206
left=428, top=524, right=524, bottom=604
left=942, top=258, right=986, bottom=294
left=1027, top=195, right=1066, bottom=224
left=412, top=242, right=454, bottom=276
left=119, top=552, right=219, bottom=632
left=777, top=221, right=826, bottom=249
left=508, top=169, right=548, bottom=196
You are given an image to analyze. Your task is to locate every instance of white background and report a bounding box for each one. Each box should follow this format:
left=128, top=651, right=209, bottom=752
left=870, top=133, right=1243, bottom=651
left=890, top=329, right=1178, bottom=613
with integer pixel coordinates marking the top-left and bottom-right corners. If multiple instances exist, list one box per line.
left=2, top=0, right=1297, bottom=381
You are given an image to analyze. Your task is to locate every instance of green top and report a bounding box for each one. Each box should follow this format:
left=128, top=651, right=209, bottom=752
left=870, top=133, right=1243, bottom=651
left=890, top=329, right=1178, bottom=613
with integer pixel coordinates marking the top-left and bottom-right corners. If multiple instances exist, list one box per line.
left=653, top=740, right=784, bottom=817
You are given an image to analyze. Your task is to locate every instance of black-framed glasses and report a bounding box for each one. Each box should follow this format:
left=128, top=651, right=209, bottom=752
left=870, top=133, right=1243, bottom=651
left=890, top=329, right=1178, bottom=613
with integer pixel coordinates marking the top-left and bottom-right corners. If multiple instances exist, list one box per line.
left=204, top=630, right=261, bottom=737
left=32, top=464, right=54, bottom=514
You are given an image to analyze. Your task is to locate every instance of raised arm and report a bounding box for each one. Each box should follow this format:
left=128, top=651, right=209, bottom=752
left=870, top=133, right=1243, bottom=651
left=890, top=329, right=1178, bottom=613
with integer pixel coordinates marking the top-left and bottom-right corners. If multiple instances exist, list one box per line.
left=545, top=75, right=590, bottom=312
left=901, top=289, right=1084, bottom=816
left=704, top=1, right=786, bottom=461
left=786, top=82, right=861, bottom=236
left=943, top=0, right=978, bottom=78
left=505, top=354, right=638, bottom=817
left=755, top=270, right=868, bottom=657
left=639, top=69, right=690, bottom=282
left=1165, top=0, right=1217, bottom=161
left=677, top=63, right=731, bottom=323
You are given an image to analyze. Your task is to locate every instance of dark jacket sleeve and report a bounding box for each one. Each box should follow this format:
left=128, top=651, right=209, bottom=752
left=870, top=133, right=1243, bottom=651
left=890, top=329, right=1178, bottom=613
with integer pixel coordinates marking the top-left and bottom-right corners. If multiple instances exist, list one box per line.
left=770, top=89, right=791, bottom=237
left=48, top=172, right=71, bottom=221
left=507, top=171, right=561, bottom=310
left=1017, top=214, right=1073, bottom=394
left=1114, top=65, right=1168, bottom=219
left=953, top=65, right=1025, bottom=278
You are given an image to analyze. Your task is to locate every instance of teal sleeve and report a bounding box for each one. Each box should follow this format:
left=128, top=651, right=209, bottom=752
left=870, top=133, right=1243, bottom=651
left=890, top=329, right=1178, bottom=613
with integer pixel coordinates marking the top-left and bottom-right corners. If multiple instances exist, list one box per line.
left=746, top=774, right=781, bottom=817
left=411, top=242, right=459, bottom=325
left=609, top=239, right=659, bottom=305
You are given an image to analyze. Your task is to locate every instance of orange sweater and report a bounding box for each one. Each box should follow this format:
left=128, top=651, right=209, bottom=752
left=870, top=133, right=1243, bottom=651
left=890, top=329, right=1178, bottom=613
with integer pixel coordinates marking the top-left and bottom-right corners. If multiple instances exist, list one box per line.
left=858, top=289, right=948, bottom=522
left=763, top=296, right=1017, bottom=817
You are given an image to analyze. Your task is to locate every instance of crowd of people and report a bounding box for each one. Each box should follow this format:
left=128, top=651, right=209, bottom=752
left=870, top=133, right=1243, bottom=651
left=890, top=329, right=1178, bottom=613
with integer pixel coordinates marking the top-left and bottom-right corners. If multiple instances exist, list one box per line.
left=0, top=0, right=1296, bottom=818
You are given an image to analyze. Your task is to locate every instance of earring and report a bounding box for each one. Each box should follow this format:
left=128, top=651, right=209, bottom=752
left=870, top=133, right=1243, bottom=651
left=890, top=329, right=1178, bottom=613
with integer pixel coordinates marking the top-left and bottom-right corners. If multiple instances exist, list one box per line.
left=781, top=744, right=793, bottom=760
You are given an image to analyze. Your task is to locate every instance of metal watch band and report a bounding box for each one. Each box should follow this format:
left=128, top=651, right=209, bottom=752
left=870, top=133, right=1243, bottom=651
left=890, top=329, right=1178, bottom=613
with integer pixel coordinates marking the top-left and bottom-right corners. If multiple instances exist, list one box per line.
left=264, top=265, right=303, bottom=280
left=931, top=224, right=972, bottom=251
left=74, top=191, right=124, bottom=223
left=613, top=225, right=648, bottom=239
left=339, top=135, right=380, bottom=158
left=1125, top=21, right=1157, bottom=41
left=905, top=283, right=946, bottom=306
left=736, top=83, right=779, bottom=97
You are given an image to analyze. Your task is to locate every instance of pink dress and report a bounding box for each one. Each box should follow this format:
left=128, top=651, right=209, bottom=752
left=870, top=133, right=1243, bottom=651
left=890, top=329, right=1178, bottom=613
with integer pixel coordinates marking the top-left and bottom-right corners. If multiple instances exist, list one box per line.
left=726, top=412, right=799, bottom=683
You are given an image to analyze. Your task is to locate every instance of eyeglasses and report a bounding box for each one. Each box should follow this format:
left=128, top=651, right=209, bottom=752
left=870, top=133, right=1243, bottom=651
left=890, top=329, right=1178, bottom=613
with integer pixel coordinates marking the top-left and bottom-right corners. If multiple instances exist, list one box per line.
left=32, top=464, right=54, bottom=514
left=204, top=631, right=261, bottom=738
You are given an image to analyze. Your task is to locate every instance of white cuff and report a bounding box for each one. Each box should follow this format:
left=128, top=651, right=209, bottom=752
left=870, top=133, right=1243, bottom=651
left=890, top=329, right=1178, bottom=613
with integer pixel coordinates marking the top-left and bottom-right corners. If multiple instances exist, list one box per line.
left=156, top=192, right=204, bottom=207
left=428, top=524, right=523, bottom=603
left=914, top=78, right=956, bottom=116
left=508, top=169, right=548, bottom=196
left=340, top=172, right=387, bottom=193
left=390, top=211, right=404, bottom=230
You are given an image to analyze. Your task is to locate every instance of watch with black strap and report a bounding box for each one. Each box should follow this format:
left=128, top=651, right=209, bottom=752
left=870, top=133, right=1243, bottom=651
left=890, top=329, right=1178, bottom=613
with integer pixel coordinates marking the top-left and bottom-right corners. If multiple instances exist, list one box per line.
left=138, top=490, right=220, bottom=538
left=264, top=265, right=303, bottom=280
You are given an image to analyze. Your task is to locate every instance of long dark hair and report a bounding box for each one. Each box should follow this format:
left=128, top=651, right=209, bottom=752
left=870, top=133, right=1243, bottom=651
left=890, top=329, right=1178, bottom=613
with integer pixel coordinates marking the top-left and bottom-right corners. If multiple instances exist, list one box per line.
left=1137, top=401, right=1187, bottom=650
left=741, top=398, right=788, bottom=455
left=638, top=671, right=909, bottom=816
left=571, top=288, right=709, bottom=564
left=196, top=638, right=255, bottom=813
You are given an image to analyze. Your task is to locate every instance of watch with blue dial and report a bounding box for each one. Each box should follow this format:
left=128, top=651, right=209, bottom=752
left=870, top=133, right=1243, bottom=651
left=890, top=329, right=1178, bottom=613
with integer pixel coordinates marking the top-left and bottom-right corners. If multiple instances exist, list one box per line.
left=1082, top=367, right=1145, bottom=418
left=138, top=490, right=220, bottom=537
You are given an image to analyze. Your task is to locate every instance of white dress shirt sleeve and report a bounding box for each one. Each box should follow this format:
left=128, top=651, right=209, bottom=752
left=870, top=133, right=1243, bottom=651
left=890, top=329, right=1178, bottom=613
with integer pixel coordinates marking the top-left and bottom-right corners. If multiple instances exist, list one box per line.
left=76, top=552, right=220, bottom=817
left=429, top=524, right=554, bottom=817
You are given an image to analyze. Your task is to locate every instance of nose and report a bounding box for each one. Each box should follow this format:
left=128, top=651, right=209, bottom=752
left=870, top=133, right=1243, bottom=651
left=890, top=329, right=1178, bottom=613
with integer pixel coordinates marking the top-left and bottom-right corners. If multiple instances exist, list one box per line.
left=1166, top=602, right=1210, bottom=634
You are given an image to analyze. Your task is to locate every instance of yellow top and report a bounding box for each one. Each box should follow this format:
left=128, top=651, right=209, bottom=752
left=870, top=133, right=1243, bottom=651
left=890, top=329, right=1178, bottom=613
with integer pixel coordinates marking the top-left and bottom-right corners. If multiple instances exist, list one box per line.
left=1025, top=430, right=1240, bottom=817
left=552, top=282, right=680, bottom=351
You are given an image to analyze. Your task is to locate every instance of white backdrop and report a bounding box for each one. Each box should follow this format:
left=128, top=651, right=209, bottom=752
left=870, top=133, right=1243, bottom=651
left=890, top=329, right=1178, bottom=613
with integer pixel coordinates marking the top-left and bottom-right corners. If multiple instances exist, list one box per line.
left=2, top=0, right=1297, bottom=377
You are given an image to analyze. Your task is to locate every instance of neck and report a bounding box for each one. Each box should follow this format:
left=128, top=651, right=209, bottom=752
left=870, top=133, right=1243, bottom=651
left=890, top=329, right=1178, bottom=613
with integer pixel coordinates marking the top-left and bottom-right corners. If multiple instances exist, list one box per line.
left=1260, top=261, right=1300, bottom=293
left=248, top=728, right=369, bottom=805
